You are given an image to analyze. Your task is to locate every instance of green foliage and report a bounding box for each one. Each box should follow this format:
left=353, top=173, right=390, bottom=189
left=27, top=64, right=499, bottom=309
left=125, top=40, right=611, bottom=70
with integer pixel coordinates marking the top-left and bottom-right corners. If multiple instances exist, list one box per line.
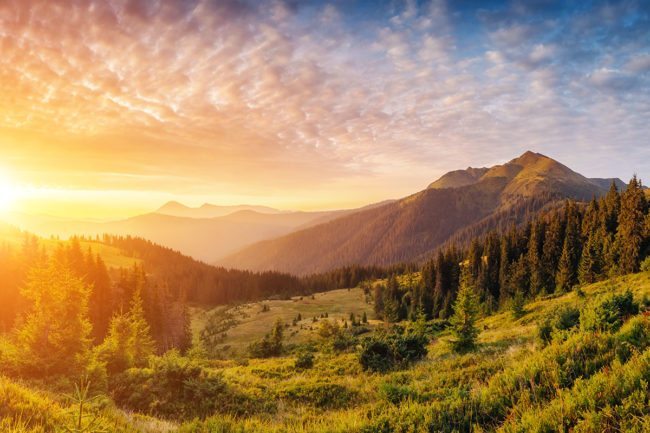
left=95, top=290, right=156, bottom=375
left=111, top=350, right=263, bottom=419
left=15, top=261, right=92, bottom=378
left=280, top=382, right=356, bottom=409
left=294, top=352, right=314, bottom=370
left=359, top=331, right=428, bottom=373
left=248, top=319, right=284, bottom=358
left=641, top=256, right=650, bottom=272
left=581, top=290, right=640, bottom=332
left=450, top=269, right=480, bottom=352
left=510, top=290, right=525, bottom=319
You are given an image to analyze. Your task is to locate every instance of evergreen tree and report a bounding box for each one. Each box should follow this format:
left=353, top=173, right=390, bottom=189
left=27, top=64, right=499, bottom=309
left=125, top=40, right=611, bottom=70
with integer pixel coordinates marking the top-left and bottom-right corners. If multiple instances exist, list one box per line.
left=17, top=261, right=92, bottom=377
left=88, top=254, right=112, bottom=342
left=578, top=232, right=604, bottom=285
left=527, top=219, right=545, bottom=297
left=383, top=275, right=402, bottom=322
left=556, top=202, right=581, bottom=292
left=615, top=175, right=648, bottom=274
left=542, top=214, right=564, bottom=293
left=450, top=267, right=480, bottom=352
left=128, top=289, right=156, bottom=364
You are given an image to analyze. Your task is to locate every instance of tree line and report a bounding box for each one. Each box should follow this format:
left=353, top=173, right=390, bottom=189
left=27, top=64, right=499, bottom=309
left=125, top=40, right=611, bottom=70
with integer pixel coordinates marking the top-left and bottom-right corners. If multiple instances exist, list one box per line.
left=374, top=177, right=650, bottom=322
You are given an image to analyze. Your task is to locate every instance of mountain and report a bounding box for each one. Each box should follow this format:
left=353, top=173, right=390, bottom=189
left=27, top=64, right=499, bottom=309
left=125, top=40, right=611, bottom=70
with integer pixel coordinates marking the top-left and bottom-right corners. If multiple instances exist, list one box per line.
left=156, top=201, right=283, bottom=218
left=6, top=205, right=381, bottom=263
left=219, top=151, right=626, bottom=275
left=427, top=167, right=489, bottom=189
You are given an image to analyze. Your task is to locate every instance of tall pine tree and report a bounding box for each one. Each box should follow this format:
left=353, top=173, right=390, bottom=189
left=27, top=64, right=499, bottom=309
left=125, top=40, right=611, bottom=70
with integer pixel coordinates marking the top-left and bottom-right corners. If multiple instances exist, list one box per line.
left=616, top=175, right=648, bottom=274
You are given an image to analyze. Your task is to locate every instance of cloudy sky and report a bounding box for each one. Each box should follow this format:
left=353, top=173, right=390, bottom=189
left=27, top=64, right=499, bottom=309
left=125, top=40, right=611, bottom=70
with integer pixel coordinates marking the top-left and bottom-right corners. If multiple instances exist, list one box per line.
left=1, top=0, right=649, bottom=218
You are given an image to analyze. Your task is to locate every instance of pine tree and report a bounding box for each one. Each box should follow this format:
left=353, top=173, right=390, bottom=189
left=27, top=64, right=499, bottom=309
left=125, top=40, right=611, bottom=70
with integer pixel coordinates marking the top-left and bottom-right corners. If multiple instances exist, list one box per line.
left=88, top=254, right=112, bottom=342
left=527, top=219, right=545, bottom=297
left=128, top=289, right=156, bottom=365
left=556, top=202, right=581, bottom=292
left=450, top=267, right=480, bottom=352
left=17, top=261, right=92, bottom=377
left=578, top=232, right=603, bottom=285
left=542, top=214, right=564, bottom=293
left=383, top=275, right=401, bottom=322
left=616, top=175, right=648, bottom=274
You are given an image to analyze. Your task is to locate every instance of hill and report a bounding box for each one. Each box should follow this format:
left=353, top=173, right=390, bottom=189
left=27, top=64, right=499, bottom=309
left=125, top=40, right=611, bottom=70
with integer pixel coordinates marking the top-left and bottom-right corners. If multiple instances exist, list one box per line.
left=5, top=205, right=375, bottom=263
left=219, top=151, right=624, bottom=275
left=3, top=270, right=649, bottom=432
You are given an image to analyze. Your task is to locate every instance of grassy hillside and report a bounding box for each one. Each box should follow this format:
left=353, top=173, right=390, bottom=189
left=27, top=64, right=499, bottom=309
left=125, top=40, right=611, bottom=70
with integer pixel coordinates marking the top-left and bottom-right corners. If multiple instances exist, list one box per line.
left=186, top=271, right=650, bottom=432
left=192, top=287, right=376, bottom=355
left=4, top=270, right=649, bottom=432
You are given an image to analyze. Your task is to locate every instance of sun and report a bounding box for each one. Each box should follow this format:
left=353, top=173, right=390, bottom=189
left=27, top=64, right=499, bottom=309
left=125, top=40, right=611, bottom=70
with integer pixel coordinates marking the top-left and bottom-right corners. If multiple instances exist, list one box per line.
left=0, top=172, right=18, bottom=214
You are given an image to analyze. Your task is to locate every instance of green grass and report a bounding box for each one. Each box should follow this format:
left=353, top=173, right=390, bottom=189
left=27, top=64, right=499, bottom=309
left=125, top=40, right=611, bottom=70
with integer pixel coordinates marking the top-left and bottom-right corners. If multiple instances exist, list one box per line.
left=192, top=287, right=376, bottom=355
left=2, top=270, right=650, bottom=432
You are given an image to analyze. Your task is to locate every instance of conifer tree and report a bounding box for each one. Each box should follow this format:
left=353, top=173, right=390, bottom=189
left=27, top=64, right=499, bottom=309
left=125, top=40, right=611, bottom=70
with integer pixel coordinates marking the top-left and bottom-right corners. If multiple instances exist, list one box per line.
left=542, top=215, right=564, bottom=292
left=450, top=267, right=480, bottom=352
left=616, top=175, right=648, bottom=274
left=527, top=219, right=545, bottom=296
left=17, top=261, right=92, bottom=377
left=128, top=289, right=156, bottom=365
left=556, top=202, right=581, bottom=292
left=383, top=275, right=402, bottom=322
left=88, top=254, right=112, bottom=342
left=578, top=232, right=603, bottom=285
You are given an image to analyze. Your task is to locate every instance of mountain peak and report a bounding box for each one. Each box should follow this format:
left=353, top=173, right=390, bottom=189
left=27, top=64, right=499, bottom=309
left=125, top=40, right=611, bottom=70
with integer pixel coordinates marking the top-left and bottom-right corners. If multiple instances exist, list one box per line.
left=158, top=201, right=189, bottom=211
left=512, top=150, right=548, bottom=165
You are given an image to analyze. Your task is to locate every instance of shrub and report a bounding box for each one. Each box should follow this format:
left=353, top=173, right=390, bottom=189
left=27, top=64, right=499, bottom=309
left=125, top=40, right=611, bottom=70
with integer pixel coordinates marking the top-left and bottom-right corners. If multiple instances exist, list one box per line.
left=537, top=318, right=553, bottom=345
left=110, top=350, right=264, bottom=419
left=581, top=290, right=639, bottom=332
left=359, top=338, right=394, bottom=373
left=640, top=256, right=650, bottom=272
left=359, top=332, right=428, bottom=373
left=248, top=320, right=284, bottom=358
left=554, top=305, right=581, bottom=330
left=294, top=352, right=314, bottom=370
left=281, top=382, right=356, bottom=409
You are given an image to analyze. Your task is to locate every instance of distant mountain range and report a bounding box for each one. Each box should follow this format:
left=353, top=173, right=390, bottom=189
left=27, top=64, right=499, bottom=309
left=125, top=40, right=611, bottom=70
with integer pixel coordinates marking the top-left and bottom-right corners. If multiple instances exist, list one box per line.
left=218, top=151, right=628, bottom=275
left=5, top=151, right=632, bottom=273
left=156, top=201, right=285, bottom=219
left=6, top=200, right=392, bottom=263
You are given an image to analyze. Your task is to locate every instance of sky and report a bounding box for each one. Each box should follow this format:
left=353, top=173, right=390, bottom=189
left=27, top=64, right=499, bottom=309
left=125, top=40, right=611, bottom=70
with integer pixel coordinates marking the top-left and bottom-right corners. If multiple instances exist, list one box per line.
left=0, top=0, right=649, bottom=219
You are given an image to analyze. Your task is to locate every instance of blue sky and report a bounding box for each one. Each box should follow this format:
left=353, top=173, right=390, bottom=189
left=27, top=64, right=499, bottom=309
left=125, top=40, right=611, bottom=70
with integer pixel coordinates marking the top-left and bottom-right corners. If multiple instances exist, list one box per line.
left=0, top=0, right=648, bottom=216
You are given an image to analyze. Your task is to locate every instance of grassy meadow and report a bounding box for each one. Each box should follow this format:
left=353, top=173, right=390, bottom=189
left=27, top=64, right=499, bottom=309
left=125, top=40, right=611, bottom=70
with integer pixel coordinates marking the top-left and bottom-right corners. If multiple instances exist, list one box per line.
left=3, top=269, right=650, bottom=432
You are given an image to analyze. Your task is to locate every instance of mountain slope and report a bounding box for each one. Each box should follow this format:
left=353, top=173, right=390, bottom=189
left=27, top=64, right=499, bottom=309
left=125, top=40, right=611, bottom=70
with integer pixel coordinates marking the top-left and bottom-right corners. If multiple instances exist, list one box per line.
left=6, top=205, right=379, bottom=263
left=219, top=151, right=621, bottom=275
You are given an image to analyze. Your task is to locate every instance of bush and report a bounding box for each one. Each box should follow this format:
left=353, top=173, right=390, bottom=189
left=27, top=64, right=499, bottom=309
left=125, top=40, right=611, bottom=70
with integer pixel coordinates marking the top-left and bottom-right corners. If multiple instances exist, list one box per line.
left=110, top=350, right=265, bottom=419
left=359, top=332, right=428, bottom=373
left=248, top=320, right=284, bottom=358
left=581, top=290, right=639, bottom=332
left=294, top=352, right=314, bottom=370
left=280, top=382, right=356, bottom=409
left=554, top=305, right=581, bottom=330
left=359, top=338, right=394, bottom=373
left=640, top=256, right=650, bottom=272
left=537, top=319, right=553, bottom=345
left=537, top=306, right=580, bottom=346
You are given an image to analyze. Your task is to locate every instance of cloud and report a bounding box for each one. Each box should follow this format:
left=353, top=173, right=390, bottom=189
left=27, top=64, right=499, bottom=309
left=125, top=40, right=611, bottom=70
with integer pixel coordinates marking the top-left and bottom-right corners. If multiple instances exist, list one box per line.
left=0, top=0, right=648, bottom=211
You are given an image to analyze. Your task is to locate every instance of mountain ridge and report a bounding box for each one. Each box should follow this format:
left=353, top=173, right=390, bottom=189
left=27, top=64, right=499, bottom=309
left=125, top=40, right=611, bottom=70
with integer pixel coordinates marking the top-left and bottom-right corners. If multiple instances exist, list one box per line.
left=218, top=151, right=629, bottom=275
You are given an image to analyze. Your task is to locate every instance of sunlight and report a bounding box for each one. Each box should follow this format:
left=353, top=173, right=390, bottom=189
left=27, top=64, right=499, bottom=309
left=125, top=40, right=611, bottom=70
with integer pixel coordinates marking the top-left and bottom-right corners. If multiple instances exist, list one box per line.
left=0, top=172, right=18, bottom=214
